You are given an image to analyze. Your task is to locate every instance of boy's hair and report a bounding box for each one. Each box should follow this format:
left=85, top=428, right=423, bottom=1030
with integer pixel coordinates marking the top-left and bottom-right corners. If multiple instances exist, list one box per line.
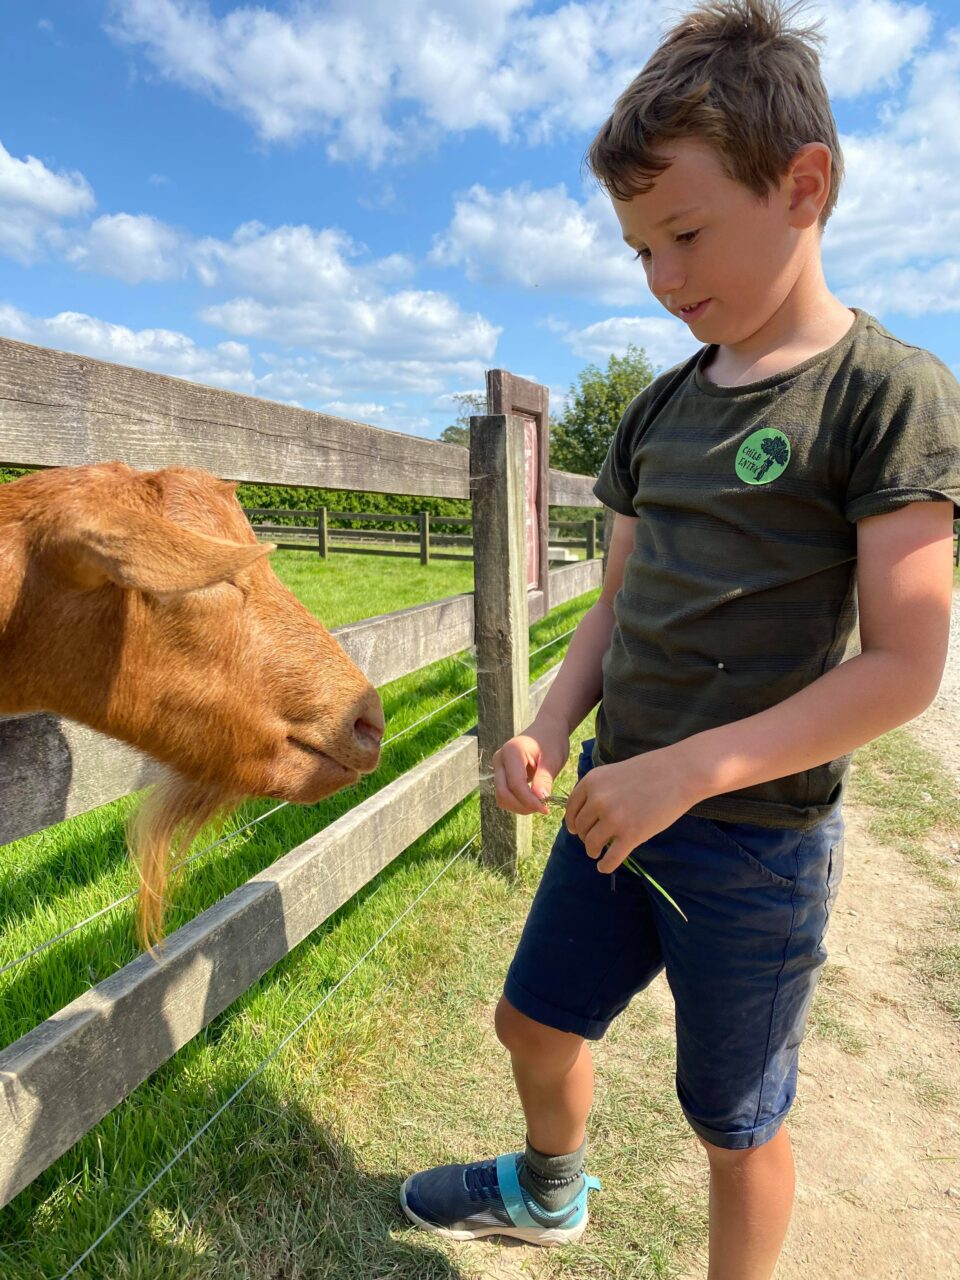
left=587, top=0, right=843, bottom=230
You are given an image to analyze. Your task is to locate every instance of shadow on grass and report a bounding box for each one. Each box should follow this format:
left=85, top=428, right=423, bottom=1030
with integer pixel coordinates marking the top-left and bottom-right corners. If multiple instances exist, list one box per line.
left=0, top=803, right=133, bottom=932
left=0, top=1073, right=471, bottom=1280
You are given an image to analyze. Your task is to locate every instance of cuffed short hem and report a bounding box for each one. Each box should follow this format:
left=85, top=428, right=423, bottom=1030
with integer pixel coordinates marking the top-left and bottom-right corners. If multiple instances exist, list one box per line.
left=503, top=970, right=613, bottom=1041
left=681, top=1105, right=787, bottom=1151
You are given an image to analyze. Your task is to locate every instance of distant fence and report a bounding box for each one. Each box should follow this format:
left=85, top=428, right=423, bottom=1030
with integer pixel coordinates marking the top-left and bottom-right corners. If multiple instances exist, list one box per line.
left=0, top=339, right=601, bottom=1206
left=242, top=507, right=601, bottom=565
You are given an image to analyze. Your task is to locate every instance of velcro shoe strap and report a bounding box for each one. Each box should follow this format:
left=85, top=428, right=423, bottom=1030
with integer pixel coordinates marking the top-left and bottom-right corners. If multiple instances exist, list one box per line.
left=495, top=1154, right=540, bottom=1228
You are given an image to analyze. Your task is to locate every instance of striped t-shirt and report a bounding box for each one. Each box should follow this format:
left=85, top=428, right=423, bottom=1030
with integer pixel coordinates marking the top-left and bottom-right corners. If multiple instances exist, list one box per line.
left=592, top=307, right=960, bottom=829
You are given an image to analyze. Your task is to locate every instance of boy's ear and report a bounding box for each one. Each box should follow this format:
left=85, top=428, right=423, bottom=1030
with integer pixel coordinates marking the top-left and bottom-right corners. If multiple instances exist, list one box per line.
left=785, top=142, right=831, bottom=230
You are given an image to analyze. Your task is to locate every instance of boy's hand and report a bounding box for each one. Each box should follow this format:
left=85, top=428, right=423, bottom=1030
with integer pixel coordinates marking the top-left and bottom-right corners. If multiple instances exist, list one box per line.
left=492, top=717, right=570, bottom=815
left=565, top=747, right=699, bottom=873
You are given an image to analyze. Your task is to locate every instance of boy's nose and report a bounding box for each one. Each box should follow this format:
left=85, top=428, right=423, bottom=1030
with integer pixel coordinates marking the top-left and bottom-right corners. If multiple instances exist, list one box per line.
left=649, top=256, right=685, bottom=300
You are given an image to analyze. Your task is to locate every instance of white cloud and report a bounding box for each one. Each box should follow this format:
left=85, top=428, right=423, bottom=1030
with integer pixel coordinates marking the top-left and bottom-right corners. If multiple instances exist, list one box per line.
left=431, top=183, right=645, bottom=306
left=0, top=139, right=94, bottom=262
left=66, top=212, right=186, bottom=282
left=432, top=9, right=960, bottom=327
left=821, top=28, right=960, bottom=311
left=0, top=303, right=256, bottom=391
left=841, top=257, right=960, bottom=316
left=319, top=400, right=388, bottom=419
left=201, top=291, right=497, bottom=362
left=193, top=222, right=413, bottom=299
left=106, top=0, right=936, bottom=163
left=192, top=220, right=498, bottom=363
left=816, top=0, right=932, bottom=97
left=554, top=314, right=700, bottom=367
left=104, top=0, right=660, bottom=160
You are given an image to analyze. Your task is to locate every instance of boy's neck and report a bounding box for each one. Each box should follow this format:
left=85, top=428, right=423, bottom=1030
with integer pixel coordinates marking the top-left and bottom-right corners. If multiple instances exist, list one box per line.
left=700, top=280, right=855, bottom=388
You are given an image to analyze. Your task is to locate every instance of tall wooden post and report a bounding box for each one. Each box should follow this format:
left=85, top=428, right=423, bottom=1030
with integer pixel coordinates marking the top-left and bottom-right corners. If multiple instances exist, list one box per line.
left=471, top=414, right=531, bottom=874
left=317, top=507, right=328, bottom=559
left=585, top=518, right=597, bottom=560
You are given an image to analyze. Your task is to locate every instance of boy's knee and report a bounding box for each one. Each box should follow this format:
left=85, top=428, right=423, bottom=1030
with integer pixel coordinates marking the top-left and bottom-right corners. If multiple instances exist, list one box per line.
left=494, top=996, right=583, bottom=1064
left=697, top=1126, right=789, bottom=1169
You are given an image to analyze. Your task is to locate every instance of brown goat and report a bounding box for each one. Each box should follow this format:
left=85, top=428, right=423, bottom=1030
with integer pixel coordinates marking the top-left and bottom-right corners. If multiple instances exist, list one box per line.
left=0, top=462, right=384, bottom=947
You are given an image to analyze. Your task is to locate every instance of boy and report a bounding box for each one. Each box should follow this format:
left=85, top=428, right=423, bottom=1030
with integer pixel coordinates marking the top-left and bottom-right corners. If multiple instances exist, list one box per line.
left=401, top=1, right=960, bottom=1276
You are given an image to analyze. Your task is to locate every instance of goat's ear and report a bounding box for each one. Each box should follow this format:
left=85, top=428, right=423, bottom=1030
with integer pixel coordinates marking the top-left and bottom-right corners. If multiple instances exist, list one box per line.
left=59, top=508, right=275, bottom=595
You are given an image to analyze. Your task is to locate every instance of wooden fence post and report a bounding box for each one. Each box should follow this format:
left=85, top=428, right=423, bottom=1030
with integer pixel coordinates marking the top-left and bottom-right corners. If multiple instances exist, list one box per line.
left=419, top=510, right=431, bottom=565
left=471, top=414, right=531, bottom=875
left=585, top=518, right=596, bottom=560
left=317, top=507, right=328, bottom=558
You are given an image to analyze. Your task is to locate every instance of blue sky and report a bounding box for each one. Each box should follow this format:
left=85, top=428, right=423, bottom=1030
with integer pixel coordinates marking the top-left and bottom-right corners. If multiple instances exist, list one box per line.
left=1, top=0, right=958, bottom=440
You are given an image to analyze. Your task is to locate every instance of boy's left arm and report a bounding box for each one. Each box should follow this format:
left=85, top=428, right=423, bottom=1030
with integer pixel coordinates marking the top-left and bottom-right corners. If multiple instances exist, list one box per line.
left=566, top=501, right=956, bottom=872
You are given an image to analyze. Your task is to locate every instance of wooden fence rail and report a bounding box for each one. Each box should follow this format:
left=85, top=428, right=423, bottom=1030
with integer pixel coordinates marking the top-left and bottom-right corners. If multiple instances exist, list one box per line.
left=242, top=507, right=600, bottom=565
left=0, top=334, right=603, bottom=1207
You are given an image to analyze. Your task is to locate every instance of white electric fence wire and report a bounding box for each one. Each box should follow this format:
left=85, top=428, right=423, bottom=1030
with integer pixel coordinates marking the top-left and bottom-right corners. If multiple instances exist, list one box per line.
left=0, top=681, right=486, bottom=978
left=59, top=831, right=479, bottom=1280
left=3, top=629, right=574, bottom=975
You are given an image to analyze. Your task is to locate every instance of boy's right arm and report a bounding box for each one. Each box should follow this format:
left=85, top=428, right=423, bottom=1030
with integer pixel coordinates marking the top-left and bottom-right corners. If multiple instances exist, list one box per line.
left=493, top=512, right=637, bottom=814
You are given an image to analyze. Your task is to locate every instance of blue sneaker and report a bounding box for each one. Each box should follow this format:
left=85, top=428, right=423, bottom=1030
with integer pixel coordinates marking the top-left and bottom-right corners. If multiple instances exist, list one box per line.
left=400, top=1152, right=600, bottom=1245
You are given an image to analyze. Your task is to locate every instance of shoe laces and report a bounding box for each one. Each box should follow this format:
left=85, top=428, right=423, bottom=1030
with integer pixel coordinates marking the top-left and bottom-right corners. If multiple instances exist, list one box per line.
left=463, top=1159, right=501, bottom=1201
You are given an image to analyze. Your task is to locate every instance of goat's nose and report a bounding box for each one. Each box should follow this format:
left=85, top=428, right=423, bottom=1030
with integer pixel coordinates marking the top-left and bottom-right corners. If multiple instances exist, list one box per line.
left=353, top=688, right=385, bottom=756
left=355, top=715, right=383, bottom=749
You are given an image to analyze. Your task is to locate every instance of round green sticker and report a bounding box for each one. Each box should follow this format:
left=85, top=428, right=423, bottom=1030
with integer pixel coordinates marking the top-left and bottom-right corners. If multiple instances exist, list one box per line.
left=735, top=428, right=791, bottom=485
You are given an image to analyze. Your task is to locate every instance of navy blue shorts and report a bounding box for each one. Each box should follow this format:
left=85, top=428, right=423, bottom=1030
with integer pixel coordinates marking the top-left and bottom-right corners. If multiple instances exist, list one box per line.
left=504, top=739, right=845, bottom=1150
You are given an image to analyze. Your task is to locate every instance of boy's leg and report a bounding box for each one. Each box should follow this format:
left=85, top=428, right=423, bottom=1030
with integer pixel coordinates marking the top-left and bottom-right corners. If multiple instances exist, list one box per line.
left=494, top=996, right=594, bottom=1157
left=400, top=739, right=662, bottom=1244
left=699, top=1127, right=796, bottom=1280
left=636, top=807, right=844, bottom=1280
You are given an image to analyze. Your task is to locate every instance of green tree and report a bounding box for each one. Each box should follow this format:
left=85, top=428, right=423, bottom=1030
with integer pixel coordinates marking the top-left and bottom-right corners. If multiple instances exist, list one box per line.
left=438, top=391, right=486, bottom=447
left=550, top=344, right=656, bottom=475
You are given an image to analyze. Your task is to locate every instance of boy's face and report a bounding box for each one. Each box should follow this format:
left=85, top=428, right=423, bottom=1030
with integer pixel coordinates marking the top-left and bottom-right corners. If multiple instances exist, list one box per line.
left=611, top=137, right=806, bottom=343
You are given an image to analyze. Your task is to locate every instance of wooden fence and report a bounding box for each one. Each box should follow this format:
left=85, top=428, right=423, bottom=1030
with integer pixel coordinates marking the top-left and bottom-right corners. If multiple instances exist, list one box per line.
left=0, top=337, right=602, bottom=1207
left=241, top=507, right=600, bottom=566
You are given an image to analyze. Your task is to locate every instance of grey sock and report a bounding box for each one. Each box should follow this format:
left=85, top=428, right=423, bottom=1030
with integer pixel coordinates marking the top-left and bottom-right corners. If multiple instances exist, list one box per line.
left=517, top=1135, right=587, bottom=1212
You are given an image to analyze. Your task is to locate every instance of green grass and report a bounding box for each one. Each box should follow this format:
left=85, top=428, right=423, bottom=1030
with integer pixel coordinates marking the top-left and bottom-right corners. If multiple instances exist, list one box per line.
left=8, top=553, right=689, bottom=1279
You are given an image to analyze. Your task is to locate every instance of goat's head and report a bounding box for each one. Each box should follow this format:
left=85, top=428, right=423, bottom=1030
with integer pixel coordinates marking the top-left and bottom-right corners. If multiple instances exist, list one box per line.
left=1, top=462, right=384, bottom=944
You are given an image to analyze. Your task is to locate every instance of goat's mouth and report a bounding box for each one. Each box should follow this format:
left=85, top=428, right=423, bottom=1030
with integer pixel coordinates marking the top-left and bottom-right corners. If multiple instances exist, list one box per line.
left=287, top=737, right=358, bottom=780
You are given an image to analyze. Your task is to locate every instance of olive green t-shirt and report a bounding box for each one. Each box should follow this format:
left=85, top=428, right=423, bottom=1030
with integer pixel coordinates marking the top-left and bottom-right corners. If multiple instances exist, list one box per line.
left=592, top=307, right=960, bottom=829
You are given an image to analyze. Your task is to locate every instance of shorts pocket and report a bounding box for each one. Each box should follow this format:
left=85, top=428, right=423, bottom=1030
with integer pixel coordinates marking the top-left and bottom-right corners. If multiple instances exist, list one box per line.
left=817, top=837, right=845, bottom=946
left=702, top=819, right=797, bottom=890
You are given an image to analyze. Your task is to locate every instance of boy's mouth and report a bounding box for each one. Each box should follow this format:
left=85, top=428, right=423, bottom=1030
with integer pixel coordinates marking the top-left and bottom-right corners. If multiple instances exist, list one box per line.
left=677, top=298, right=711, bottom=322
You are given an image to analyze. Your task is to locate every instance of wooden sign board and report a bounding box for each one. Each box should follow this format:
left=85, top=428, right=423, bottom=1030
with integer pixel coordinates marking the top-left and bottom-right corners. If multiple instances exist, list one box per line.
left=485, top=370, right=550, bottom=614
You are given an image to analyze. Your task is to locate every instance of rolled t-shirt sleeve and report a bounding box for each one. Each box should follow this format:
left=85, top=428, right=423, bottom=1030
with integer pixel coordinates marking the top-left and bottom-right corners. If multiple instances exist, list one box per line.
left=593, top=391, right=650, bottom=515
left=845, top=351, right=960, bottom=522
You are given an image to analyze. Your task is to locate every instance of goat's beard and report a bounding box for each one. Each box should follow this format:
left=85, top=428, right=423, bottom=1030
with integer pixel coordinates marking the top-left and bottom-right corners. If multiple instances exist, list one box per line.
left=128, top=769, right=245, bottom=952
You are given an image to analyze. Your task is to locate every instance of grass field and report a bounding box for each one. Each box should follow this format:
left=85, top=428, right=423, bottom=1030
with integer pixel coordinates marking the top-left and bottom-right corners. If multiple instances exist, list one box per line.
left=0, top=550, right=611, bottom=1278
left=2, top=550, right=957, bottom=1279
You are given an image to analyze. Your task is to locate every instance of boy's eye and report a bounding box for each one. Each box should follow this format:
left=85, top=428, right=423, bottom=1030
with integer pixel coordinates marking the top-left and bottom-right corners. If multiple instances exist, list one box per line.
left=633, top=230, right=699, bottom=261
